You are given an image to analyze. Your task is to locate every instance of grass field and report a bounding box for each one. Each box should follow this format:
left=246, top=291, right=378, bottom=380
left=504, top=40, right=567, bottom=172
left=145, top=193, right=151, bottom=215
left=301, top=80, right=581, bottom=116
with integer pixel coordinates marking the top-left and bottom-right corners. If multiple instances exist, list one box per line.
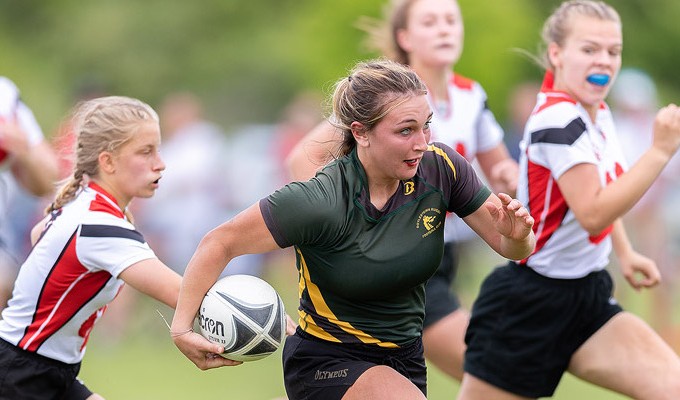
left=78, top=246, right=674, bottom=399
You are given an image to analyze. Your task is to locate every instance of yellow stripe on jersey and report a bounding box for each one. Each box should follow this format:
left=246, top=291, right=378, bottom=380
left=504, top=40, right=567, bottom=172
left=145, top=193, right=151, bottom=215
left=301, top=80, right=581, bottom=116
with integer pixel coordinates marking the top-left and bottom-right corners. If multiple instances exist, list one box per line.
left=428, top=144, right=457, bottom=180
left=296, top=248, right=398, bottom=348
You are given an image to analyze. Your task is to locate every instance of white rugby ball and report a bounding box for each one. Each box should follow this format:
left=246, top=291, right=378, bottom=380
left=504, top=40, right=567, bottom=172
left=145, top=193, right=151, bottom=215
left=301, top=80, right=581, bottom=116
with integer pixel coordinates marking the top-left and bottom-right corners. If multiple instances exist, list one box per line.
left=198, top=274, right=286, bottom=362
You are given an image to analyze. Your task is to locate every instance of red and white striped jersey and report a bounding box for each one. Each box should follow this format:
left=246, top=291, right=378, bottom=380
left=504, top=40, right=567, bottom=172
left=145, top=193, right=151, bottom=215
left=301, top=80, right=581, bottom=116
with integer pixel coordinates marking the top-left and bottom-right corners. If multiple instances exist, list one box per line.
left=0, top=183, right=156, bottom=363
left=429, top=73, right=505, bottom=242
left=516, top=71, right=627, bottom=279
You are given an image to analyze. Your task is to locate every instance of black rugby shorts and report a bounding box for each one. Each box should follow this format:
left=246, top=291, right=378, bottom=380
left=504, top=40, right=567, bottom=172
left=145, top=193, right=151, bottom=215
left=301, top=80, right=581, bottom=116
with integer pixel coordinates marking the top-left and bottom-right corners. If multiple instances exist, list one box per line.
left=464, top=262, right=622, bottom=398
left=283, top=328, right=426, bottom=400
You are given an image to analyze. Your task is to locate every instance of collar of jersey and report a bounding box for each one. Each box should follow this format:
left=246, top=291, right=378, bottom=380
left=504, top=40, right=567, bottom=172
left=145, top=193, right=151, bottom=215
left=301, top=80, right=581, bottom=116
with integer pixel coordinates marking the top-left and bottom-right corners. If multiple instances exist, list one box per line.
left=87, top=182, right=123, bottom=213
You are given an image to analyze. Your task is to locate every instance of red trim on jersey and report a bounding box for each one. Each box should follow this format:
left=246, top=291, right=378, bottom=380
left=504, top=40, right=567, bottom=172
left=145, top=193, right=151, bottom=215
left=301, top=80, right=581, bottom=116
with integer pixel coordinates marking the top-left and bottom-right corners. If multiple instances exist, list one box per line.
left=88, top=183, right=124, bottom=218
left=535, top=71, right=578, bottom=115
left=451, top=74, right=474, bottom=91
left=455, top=142, right=467, bottom=160
left=523, top=160, right=568, bottom=261
left=18, top=231, right=112, bottom=352
left=588, top=225, right=613, bottom=244
left=0, top=116, right=9, bottom=163
left=541, top=70, right=555, bottom=91
left=587, top=161, right=623, bottom=244
left=534, top=94, right=577, bottom=115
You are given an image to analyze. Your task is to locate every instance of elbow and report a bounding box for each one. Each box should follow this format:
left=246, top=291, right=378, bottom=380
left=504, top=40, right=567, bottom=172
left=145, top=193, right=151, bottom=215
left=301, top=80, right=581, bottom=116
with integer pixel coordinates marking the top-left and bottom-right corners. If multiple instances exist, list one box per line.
left=579, top=214, right=613, bottom=237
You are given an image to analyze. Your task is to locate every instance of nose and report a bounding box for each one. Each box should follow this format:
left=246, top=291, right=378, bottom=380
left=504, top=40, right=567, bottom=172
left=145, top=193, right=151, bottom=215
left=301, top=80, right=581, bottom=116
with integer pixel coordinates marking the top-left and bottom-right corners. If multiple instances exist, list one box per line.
left=413, top=129, right=430, bottom=152
left=155, top=153, right=166, bottom=171
left=595, top=49, right=613, bottom=65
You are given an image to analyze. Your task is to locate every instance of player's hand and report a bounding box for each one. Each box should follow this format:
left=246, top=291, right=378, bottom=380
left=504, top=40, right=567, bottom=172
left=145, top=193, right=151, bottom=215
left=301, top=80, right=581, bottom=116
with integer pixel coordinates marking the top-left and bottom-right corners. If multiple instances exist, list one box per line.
left=0, top=117, right=30, bottom=157
left=619, top=251, right=660, bottom=290
left=652, top=104, right=680, bottom=158
left=485, top=192, right=534, bottom=241
left=172, top=331, right=242, bottom=370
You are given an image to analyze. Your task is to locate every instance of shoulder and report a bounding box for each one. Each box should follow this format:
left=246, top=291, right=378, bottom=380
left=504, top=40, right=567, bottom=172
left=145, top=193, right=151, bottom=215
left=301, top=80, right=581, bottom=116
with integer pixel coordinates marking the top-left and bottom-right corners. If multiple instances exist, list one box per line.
left=422, top=142, right=468, bottom=176
left=450, top=73, right=476, bottom=91
left=527, top=93, right=586, bottom=146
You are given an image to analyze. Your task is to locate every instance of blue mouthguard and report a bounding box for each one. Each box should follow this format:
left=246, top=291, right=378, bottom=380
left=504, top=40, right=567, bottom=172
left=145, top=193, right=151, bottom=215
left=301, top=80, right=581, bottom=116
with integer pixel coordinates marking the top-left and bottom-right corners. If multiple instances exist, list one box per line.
left=586, top=74, right=610, bottom=86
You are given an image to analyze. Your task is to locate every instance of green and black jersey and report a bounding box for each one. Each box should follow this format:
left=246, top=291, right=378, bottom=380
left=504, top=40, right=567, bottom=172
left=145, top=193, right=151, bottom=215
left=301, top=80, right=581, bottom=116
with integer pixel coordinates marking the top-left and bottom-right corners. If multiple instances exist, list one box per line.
left=259, top=142, right=490, bottom=347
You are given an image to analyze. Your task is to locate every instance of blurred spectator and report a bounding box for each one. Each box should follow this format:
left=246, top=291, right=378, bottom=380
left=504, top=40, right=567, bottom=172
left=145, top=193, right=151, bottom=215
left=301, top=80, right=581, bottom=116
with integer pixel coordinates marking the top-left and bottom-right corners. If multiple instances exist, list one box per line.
left=221, top=91, right=323, bottom=277
left=0, top=77, right=59, bottom=311
left=610, top=68, right=680, bottom=348
left=271, top=90, right=324, bottom=185
left=503, top=80, right=541, bottom=161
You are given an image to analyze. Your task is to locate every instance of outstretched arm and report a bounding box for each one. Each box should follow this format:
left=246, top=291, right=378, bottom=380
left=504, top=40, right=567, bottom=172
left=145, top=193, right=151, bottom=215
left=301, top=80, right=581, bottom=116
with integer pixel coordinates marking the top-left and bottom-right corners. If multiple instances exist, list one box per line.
left=2, top=118, right=58, bottom=196
left=170, top=202, right=281, bottom=370
left=558, top=104, right=680, bottom=236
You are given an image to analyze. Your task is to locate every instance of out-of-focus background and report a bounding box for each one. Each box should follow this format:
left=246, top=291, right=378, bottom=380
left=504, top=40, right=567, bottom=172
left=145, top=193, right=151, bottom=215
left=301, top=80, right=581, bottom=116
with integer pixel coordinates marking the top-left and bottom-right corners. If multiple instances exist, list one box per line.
left=2, top=0, right=680, bottom=398
left=2, top=0, right=680, bottom=133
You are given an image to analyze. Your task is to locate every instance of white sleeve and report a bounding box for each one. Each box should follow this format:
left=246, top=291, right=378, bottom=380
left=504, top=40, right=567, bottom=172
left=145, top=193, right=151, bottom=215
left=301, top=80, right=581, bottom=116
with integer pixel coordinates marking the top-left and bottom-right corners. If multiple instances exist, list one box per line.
left=527, top=109, right=597, bottom=180
left=76, top=222, right=157, bottom=278
left=0, top=77, right=44, bottom=146
left=474, top=84, right=504, bottom=152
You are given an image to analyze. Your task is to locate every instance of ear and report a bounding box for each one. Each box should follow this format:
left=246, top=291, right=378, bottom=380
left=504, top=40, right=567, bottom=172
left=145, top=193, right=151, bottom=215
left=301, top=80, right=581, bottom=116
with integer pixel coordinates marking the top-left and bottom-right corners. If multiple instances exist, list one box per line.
left=98, top=151, right=116, bottom=174
left=396, top=28, right=412, bottom=53
left=547, top=42, right=562, bottom=70
left=351, top=121, right=370, bottom=148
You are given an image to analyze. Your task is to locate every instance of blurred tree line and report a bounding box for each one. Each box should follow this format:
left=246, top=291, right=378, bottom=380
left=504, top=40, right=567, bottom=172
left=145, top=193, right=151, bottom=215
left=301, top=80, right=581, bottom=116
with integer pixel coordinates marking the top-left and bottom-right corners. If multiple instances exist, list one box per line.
left=1, top=0, right=678, bottom=136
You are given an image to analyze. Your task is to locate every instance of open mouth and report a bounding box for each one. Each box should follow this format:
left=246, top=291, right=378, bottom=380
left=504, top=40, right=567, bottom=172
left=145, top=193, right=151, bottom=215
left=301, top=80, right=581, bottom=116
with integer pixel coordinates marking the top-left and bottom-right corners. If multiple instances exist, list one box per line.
left=405, top=159, right=419, bottom=167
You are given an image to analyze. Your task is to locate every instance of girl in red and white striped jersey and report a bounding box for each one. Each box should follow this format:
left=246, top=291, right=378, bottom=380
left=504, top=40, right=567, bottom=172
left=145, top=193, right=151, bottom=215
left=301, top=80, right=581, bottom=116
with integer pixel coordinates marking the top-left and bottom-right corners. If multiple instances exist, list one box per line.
left=460, top=2, right=680, bottom=400
left=0, top=96, right=181, bottom=400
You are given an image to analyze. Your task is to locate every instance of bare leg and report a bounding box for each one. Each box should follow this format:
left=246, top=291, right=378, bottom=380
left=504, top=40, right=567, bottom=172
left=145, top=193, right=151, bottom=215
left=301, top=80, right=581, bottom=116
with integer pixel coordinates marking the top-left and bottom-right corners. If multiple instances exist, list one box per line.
left=342, top=366, right=426, bottom=400
left=456, top=373, right=533, bottom=400
left=569, top=312, right=680, bottom=400
left=422, top=308, right=468, bottom=381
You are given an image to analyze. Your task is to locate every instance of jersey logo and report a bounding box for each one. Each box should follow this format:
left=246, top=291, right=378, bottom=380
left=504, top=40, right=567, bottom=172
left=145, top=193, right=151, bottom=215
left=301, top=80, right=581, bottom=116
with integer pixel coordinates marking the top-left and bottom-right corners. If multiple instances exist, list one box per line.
left=416, top=208, right=442, bottom=238
left=404, top=181, right=415, bottom=195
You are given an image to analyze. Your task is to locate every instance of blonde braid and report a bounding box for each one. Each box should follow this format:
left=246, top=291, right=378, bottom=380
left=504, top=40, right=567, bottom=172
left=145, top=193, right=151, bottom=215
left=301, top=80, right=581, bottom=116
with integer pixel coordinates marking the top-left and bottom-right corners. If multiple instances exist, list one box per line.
left=45, top=174, right=84, bottom=214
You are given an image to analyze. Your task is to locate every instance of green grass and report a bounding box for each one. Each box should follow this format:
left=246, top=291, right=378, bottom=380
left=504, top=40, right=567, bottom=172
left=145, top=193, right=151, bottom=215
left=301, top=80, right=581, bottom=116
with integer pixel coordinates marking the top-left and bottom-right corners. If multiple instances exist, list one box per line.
left=81, top=334, right=628, bottom=400
left=79, top=247, right=670, bottom=399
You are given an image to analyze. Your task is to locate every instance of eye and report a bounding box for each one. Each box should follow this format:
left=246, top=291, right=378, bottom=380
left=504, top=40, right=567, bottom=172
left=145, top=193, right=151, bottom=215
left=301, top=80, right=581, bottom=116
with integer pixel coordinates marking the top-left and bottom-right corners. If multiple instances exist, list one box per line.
left=399, top=127, right=413, bottom=136
left=424, top=120, right=432, bottom=132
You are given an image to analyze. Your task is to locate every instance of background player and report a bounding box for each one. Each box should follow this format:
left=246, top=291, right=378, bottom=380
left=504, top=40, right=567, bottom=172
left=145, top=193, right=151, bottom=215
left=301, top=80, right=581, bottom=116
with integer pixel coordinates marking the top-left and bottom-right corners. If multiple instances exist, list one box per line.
left=459, top=2, right=680, bottom=399
left=0, top=76, right=59, bottom=311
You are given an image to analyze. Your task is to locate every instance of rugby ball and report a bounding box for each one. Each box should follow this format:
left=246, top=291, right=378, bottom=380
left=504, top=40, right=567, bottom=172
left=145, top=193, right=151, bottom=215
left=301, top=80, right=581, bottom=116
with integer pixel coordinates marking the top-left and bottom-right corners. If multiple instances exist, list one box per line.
left=198, top=274, right=286, bottom=362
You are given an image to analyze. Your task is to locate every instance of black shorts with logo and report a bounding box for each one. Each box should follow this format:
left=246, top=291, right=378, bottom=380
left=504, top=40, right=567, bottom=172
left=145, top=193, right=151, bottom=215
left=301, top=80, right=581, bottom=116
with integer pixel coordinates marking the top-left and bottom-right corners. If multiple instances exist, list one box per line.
left=464, top=262, right=623, bottom=398
left=423, top=241, right=461, bottom=328
left=0, top=338, right=93, bottom=400
left=283, top=328, right=426, bottom=400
